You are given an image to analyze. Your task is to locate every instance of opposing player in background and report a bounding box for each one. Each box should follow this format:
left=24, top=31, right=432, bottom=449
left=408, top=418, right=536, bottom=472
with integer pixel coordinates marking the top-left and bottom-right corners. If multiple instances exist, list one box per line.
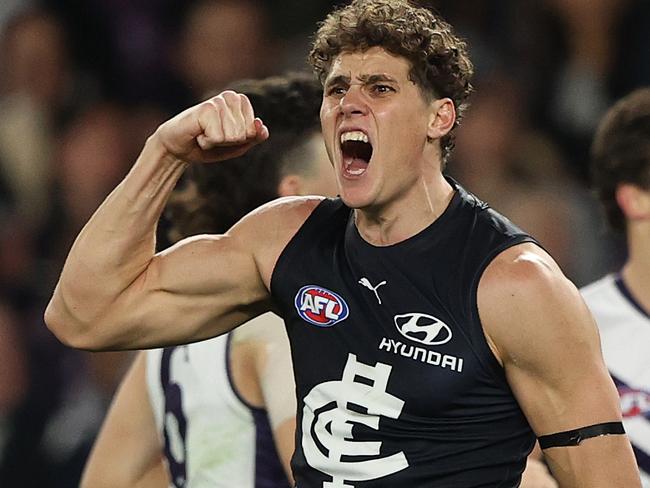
left=45, top=1, right=640, bottom=486
left=581, top=87, right=650, bottom=486
left=80, top=73, right=336, bottom=488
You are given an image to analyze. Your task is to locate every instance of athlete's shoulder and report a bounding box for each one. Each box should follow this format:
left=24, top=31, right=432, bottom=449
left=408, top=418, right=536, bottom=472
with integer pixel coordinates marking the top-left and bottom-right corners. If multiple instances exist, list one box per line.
left=480, top=242, right=562, bottom=293
left=230, top=196, right=325, bottom=242
left=249, top=195, right=326, bottom=221
left=227, top=196, right=328, bottom=290
left=478, top=242, right=594, bottom=366
left=478, top=242, right=576, bottom=329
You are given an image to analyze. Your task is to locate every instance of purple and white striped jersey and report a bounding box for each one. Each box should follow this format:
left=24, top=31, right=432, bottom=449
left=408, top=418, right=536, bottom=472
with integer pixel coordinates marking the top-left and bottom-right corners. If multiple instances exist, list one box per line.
left=145, top=313, right=291, bottom=488
left=581, top=274, right=650, bottom=487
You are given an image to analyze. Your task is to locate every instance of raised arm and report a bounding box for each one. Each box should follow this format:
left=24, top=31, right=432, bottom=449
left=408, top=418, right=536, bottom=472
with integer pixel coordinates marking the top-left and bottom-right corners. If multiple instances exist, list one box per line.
left=81, top=353, right=169, bottom=488
left=478, top=243, right=641, bottom=487
left=45, top=92, right=281, bottom=351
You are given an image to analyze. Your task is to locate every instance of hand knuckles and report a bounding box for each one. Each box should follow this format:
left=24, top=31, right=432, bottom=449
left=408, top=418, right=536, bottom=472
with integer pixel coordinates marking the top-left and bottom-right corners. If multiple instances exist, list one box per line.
left=212, top=97, right=227, bottom=110
left=229, top=132, right=248, bottom=144
left=239, top=93, right=252, bottom=107
left=197, top=100, right=214, bottom=115
left=221, top=90, right=241, bottom=105
left=197, top=102, right=222, bottom=126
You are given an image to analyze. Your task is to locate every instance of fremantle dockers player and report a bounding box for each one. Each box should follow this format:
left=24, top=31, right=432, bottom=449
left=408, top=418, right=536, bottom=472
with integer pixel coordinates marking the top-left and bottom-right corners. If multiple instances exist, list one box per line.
left=581, top=87, right=650, bottom=486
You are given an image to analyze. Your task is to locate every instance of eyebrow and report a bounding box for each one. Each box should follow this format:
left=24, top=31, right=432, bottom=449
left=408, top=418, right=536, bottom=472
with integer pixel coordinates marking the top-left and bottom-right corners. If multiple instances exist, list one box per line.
left=324, top=73, right=399, bottom=88
left=358, top=74, right=398, bottom=84
left=324, top=74, right=351, bottom=88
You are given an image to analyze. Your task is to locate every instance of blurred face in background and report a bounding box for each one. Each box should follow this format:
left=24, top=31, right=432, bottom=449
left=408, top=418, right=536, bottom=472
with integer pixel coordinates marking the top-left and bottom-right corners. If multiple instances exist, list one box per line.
left=0, top=12, right=70, bottom=108
left=176, top=0, right=272, bottom=98
left=58, top=104, right=130, bottom=227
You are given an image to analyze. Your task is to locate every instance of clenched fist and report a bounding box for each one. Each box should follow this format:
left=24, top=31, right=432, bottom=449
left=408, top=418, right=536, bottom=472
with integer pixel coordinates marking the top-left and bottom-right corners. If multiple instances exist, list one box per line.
left=153, top=90, right=270, bottom=164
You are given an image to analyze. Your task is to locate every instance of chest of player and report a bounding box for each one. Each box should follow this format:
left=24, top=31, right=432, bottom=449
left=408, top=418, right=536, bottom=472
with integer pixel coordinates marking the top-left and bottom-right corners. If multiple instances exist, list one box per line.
left=272, top=196, right=536, bottom=487
left=281, top=255, right=497, bottom=418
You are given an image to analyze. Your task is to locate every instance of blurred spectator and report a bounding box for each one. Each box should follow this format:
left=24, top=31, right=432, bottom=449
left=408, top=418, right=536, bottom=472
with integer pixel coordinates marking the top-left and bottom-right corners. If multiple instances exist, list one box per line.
left=47, top=98, right=168, bottom=251
left=427, top=0, right=650, bottom=182
left=55, top=102, right=132, bottom=229
left=49, top=0, right=279, bottom=109
left=449, top=74, right=612, bottom=285
left=545, top=0, right=628, bottom=141
left=0, top=9, right=67, bottom=229
left=0, top=9, right=72, bottom=109
left=0, top=95, right=51, bottom=226
left=172, top=0, right=277, bottom=102
left=612, top=2, right=650, bottom=96
left=51, top=0, right=185, bottom=109
left=0, top=99, right=141, bottom=487
left=0, top=301, right=28, bottom=434
left=0, top=0, right=27, bottom=31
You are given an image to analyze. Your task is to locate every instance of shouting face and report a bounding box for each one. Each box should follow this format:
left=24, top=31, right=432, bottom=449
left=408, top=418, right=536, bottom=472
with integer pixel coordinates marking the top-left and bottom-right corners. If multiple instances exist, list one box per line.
left=320, top=47, right=450, bottom=213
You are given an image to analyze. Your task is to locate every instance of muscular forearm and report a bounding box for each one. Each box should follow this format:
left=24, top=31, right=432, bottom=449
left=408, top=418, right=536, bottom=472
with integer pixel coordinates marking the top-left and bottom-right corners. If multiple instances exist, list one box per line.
left=45, top=134, right=187, bottom=348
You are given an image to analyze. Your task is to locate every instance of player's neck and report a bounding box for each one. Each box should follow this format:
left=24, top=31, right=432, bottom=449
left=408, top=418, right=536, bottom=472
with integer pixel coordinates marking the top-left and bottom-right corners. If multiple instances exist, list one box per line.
left=621, top=224, right=650, bottom=313
left=354, top=174, right=454, bottom=246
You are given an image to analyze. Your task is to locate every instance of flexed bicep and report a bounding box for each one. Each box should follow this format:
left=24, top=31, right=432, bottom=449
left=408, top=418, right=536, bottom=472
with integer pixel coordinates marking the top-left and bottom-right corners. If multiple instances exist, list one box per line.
left=116, top=231, right=270, bottom=348
left=478, top=243, right=641, bottom=487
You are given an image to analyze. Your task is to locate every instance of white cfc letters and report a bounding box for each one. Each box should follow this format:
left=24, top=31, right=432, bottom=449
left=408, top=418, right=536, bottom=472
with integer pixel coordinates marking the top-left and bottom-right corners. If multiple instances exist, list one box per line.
left=302, top=354, right=409, bottom=487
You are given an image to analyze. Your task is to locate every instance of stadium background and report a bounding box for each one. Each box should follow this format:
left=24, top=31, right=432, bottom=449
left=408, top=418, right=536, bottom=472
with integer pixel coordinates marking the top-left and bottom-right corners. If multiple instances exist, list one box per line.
left=0, top=0, right=648, bottom=485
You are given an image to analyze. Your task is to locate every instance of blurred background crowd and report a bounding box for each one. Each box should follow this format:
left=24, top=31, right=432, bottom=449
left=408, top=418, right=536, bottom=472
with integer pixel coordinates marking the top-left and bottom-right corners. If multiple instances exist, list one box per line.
left=0, top=0, right=648, bottom=486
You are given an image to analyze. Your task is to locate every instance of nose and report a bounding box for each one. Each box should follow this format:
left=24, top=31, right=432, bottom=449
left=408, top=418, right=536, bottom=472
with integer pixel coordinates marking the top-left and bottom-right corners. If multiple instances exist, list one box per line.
left=339, top=85, right=367, bottom=117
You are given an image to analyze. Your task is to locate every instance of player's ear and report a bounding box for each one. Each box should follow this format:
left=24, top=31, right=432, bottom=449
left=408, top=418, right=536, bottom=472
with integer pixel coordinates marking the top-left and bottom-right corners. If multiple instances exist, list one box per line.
left=277, top=174, right=302, bottom=197
left=427, top=97, right=456, bottom=141
left=616, top=183, right=650, bottom=221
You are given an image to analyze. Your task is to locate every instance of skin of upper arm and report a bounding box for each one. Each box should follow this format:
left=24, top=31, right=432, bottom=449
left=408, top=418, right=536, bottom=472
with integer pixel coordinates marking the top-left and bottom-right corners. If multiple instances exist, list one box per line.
left=82, top=196, right=322, bottom=351
left=81, top=352, right=169, bottom=488
left=477, top=243, right=640, bottom=487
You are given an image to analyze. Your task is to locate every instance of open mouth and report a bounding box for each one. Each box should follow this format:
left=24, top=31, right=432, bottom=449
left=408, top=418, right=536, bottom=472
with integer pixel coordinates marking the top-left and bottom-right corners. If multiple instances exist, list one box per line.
left=340, top=131, right=373, bottom=177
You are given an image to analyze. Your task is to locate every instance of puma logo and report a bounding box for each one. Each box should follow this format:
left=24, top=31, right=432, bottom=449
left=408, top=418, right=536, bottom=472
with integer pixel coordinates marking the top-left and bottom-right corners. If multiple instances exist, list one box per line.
left=358, top=277, right=387, bottom=305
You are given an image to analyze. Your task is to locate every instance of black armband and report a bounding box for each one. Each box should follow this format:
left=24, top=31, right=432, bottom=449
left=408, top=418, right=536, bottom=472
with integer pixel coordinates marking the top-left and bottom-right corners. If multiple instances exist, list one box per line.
left=538, top=422, right=625, bottom=449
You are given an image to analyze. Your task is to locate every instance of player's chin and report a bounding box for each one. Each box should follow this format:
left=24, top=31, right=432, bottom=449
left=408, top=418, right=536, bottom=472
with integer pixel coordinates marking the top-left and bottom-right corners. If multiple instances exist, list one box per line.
left=338, top=186, right=376, bottom=210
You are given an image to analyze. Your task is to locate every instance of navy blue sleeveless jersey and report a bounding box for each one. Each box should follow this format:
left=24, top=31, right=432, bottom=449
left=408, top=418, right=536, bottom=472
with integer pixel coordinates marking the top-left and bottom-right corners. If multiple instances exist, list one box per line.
left=271, top=181, right=538, bottom=488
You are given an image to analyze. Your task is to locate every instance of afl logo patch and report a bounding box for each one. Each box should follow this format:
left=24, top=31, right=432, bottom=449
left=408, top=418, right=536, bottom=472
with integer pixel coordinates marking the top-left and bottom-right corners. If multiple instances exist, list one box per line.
left=295, top=285, right=349, bottom=327
left=394, top=313, right=452, bottom=345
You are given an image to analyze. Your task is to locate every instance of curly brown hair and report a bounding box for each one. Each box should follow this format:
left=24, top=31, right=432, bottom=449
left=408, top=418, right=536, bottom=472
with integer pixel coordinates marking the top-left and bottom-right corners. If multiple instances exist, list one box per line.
left=308, top=0, right=473, bottom=164
left=591, top=87, right=650, bottom=233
